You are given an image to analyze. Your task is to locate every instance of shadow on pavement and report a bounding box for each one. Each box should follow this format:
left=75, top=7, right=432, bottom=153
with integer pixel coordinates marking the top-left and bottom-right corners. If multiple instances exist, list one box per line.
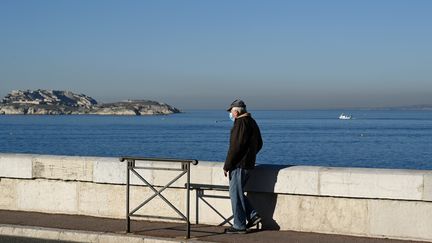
left=0, top=236, right=73, bottom=243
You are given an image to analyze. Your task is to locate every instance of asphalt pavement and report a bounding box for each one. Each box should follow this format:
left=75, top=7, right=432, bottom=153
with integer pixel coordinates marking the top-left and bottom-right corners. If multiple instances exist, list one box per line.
left=0, top=210, right=426, bottom=243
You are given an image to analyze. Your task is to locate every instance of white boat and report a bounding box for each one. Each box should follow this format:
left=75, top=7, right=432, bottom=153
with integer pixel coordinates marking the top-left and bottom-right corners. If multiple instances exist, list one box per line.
left=339, top=113, right=352, bottom=120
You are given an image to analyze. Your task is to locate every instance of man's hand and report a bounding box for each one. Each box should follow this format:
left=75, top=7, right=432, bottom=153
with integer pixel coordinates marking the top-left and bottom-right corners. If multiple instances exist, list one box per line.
left=224, top=170, right=228, bottom=177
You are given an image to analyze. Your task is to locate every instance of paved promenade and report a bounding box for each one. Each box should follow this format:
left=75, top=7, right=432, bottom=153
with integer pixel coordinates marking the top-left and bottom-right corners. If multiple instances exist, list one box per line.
left=0, top=210, right=427, bottom=243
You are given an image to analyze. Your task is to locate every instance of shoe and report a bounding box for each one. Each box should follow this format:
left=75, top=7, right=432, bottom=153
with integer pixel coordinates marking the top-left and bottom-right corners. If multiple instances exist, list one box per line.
left=246, top=214, right=262, bottom=229
left=225, top=227, right=247, bottom=234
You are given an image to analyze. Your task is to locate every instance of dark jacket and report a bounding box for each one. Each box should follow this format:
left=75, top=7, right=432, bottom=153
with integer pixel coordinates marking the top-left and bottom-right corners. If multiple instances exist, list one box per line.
left=223, top=113, right=263, bottom=171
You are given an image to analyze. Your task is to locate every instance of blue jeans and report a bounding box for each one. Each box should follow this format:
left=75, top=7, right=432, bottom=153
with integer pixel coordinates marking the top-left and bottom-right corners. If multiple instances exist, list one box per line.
left=229, top=168, right=257, bottom=230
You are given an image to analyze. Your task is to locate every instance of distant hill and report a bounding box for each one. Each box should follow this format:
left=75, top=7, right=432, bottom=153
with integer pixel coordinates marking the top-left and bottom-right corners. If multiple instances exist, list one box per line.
left=0, top=90, right=180, bottom=115
left=1, top=89, right=97, bottom=107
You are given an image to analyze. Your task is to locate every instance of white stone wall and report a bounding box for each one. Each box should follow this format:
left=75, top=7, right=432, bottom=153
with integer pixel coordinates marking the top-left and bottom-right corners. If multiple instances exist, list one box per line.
left=1, top=153, right=432, bottom=242
left=0, top=154, right=34, bottom=179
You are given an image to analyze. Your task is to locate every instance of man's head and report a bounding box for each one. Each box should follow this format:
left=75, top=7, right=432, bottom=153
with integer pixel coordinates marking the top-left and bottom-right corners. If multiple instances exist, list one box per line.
left=227, top=99, right=247, bottom=119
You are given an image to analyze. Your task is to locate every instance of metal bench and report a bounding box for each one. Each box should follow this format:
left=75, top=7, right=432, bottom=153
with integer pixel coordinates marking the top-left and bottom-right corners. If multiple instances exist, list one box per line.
left=188, top=183, right=261, bottom=229
left=189, top=183, right=233, bottom=226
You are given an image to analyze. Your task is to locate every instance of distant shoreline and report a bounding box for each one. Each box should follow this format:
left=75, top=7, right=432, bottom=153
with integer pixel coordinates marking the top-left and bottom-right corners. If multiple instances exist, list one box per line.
left=0, top=90, right=180, bottom=116
left=0, top=103, right=181, bottom=116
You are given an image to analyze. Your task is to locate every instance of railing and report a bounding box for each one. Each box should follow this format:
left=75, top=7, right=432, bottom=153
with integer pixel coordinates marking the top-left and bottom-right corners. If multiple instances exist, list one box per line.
left=119, top=156, right=198, bottom=239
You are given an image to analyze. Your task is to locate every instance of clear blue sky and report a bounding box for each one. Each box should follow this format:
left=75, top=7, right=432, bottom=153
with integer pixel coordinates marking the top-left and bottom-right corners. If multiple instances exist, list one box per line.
left=1, top=0, right=431, bottom=109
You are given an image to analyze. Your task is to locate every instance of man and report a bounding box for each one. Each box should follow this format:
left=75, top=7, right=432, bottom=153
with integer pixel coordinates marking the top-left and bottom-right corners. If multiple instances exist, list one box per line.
left=224, top=99, right=263, bottom=234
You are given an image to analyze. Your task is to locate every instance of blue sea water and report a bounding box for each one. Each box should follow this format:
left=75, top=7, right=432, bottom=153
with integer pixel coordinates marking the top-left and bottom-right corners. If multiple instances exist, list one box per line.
left=0, top=110, right=432, bottom=170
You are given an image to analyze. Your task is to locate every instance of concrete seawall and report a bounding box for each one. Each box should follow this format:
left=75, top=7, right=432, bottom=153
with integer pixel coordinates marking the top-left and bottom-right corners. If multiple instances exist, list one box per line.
left=1, top=153, right=431, bottom=242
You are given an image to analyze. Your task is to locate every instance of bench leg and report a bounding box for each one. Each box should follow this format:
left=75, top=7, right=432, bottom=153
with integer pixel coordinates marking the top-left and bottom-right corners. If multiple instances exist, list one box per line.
left=195, top=189, right=199, bottom=224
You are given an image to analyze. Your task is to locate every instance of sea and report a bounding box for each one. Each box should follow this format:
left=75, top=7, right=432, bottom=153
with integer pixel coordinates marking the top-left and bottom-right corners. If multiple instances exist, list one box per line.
left=1, top=110, right=432, bottom=170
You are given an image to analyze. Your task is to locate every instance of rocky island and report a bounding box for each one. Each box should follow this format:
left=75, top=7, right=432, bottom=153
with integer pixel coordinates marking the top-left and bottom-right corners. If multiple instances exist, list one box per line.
left=0, top=90, right=180, bottom=115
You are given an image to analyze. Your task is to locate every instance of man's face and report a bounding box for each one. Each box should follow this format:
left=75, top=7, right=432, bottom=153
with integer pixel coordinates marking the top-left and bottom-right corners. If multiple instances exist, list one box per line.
left=231, top=110, right=239, bottom=118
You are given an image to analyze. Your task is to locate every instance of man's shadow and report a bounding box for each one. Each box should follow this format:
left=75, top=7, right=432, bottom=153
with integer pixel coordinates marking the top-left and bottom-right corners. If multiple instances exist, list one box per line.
left=245, top=164, right=292, bottom=230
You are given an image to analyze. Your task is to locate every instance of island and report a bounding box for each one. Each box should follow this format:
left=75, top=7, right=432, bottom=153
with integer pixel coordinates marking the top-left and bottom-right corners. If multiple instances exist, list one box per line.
left=0, top=90, right=180, bottom=115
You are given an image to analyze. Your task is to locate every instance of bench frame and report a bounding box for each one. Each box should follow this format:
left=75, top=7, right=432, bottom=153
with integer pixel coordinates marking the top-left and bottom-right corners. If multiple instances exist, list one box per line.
left=189, top=183, right=262, bottom=230
left=189, top=183, right=234, bottom=226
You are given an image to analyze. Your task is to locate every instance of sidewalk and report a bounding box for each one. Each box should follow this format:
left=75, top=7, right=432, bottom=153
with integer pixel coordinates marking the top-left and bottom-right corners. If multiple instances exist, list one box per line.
left=0, top=210, right=426, bottom=243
